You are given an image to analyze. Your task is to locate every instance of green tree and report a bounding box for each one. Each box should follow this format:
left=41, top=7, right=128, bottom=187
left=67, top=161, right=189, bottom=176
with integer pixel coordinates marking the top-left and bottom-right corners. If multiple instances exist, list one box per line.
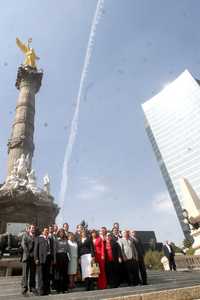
left=170, top=242, right=183, bottom=253
left=183, top=238, right=193, bottom=249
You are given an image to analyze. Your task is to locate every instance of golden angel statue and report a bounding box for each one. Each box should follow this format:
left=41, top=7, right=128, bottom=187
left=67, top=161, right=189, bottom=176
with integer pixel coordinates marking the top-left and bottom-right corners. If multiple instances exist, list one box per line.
left=16, top=37, right=40, bottom=69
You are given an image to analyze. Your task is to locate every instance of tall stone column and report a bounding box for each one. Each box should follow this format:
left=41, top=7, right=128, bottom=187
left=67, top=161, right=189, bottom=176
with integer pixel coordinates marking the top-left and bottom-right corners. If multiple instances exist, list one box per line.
left=7, top=66, right=43, bottom=176
left=0, top=63, right=59, bottom=235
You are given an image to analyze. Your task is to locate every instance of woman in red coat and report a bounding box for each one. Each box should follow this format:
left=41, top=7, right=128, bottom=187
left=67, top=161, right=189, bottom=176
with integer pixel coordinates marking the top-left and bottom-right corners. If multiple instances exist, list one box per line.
left=91, top=230, right=107, bottom=289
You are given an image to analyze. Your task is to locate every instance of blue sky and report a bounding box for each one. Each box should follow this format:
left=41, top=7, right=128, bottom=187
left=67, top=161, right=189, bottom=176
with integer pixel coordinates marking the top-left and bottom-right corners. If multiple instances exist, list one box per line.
left=1, top=0, right=200, bottom=245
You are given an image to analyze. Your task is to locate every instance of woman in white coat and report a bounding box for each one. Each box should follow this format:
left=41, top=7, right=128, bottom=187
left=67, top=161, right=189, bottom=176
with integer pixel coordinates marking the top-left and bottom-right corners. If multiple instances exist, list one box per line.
left=68, top=233, right=78, bottom=289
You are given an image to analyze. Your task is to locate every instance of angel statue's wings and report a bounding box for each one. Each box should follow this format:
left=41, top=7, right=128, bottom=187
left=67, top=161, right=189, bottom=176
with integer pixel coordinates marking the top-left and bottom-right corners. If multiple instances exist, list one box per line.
left=16, top=37, right=29, bottom=53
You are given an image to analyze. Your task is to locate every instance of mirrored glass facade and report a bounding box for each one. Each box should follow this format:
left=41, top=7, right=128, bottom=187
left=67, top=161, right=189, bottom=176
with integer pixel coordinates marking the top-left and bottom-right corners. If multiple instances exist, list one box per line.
left=142, top=70, right=200, bottom=239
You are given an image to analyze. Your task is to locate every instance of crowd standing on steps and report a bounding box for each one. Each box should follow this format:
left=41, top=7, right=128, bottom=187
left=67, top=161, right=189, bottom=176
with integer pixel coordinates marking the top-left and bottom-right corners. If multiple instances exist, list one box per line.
left=20, top=221, right=149, bottom=296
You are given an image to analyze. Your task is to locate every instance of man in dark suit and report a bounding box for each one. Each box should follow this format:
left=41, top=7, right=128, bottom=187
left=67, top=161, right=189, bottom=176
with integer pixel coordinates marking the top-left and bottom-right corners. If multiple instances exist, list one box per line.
left=48, top=225, right=56, bottom=290
left=162, top=241, right=176, bottom=271
left=34, top=227, right=56, bottom=295
left=111, top=226, right=126, bottom=284
left=111, top=227, right=122, bottom=242
left=130, top=230, right=147, bottom=285
left=21, top=224, right=37, bottom=295
left=63, top=222, right=69, bottom=238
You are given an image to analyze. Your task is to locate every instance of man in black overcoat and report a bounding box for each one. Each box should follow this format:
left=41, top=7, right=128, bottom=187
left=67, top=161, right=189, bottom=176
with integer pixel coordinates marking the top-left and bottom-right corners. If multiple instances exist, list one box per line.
left=130, top=230, right=147, bottom=285
left=34, top=227, right=56, bottom=295
left=163, top=241, right=176, bottom=271
left=21, top=224, right=37, bottom=295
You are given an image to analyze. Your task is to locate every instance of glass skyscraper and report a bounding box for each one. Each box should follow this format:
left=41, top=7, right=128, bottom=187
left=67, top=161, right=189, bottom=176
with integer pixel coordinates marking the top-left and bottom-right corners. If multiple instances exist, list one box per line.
left=142, top=70, right=200, bottom=239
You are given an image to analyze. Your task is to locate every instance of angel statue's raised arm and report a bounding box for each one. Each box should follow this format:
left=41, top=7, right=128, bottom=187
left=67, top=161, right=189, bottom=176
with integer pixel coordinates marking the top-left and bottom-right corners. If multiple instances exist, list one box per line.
left=16, top=38, right=29, bottom=54
left=16, top=37, right=39, bottom=69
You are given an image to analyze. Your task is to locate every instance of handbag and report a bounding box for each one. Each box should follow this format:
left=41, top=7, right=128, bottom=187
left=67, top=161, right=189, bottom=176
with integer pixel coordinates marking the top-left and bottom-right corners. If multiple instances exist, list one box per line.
left=90, top=262, right=100, bottom=278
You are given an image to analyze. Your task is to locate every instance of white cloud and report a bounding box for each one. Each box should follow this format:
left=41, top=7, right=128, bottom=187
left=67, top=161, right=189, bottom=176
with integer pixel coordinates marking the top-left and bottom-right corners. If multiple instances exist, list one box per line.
left=152, top=191, right=174, bottom=213
left=77, top=190, right=95, bottom=200
left=77, top=177, right=109, bottom=200
left=93, top=183, right=109, bottom=193
left=142, top=191, right=184, bottom=245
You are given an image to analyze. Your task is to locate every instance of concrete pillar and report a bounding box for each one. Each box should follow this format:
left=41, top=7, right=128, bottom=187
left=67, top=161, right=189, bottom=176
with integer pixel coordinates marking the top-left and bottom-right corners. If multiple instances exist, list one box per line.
left=7, top=66, right=43, bottom=176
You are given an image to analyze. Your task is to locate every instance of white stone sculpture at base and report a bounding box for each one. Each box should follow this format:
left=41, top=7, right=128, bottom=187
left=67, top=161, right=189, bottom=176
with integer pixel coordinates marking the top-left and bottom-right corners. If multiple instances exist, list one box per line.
left=43, top=174, right=50, bottom=195
left=1, top=164, right=19, bottom=190
left=161, top=256, right=170, bottom=271
left=0, top=154, right=31, bottom=191
left=27, top=169, right=39, bottom=194
left=8, top=166, right=18, bottom=185
left=0, top=152, right=43, bottom=195
left=180, top=177, right=200, bottom=255
left=25, top=154, right=31, bottom=171
left=180, top=178, right=200, bottom=219
left=16, top=154, right=27, bottom=178
left=190, top=227, right=200, bottom=255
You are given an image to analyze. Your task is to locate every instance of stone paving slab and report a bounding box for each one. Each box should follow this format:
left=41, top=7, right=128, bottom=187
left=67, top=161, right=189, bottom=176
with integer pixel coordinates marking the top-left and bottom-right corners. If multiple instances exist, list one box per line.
left=1, top=271, right=200, bottom=299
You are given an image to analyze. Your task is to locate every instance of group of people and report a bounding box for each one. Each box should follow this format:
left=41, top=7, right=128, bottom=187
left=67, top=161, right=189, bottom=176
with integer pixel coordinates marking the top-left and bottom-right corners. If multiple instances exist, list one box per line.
left=20, top=222, right=147, bottom=296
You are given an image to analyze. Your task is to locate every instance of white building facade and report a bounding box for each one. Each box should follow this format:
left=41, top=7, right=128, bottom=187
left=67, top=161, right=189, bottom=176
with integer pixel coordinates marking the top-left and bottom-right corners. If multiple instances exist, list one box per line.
left=142, top=70, right=200, bottom=239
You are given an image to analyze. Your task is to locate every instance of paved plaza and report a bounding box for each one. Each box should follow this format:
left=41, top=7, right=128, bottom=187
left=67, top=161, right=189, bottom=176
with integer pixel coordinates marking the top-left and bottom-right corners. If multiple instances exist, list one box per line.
left=1, top=270, right=200, bottom=300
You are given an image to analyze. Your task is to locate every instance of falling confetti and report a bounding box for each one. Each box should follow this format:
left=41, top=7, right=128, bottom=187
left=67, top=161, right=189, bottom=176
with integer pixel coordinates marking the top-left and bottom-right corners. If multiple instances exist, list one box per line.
left=117, top=69, right=124, bottom=75
left=146, top=41, right=152, bottom=47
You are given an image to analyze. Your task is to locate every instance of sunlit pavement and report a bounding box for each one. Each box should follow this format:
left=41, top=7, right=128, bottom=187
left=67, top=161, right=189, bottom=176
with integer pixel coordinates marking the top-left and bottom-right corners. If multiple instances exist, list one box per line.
left=1, top=270, right=200, bottom=299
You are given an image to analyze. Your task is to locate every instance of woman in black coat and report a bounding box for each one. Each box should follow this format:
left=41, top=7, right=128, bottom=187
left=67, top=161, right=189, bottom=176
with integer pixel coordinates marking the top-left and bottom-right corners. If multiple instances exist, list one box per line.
left=105, top=233, right=122, bottom=288
left=78, top=230, right=95, bottom=291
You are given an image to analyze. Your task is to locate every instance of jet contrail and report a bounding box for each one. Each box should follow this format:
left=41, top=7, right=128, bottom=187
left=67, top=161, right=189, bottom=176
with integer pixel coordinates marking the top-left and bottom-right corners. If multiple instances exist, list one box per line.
left=57, top=0, right=105, bottom=224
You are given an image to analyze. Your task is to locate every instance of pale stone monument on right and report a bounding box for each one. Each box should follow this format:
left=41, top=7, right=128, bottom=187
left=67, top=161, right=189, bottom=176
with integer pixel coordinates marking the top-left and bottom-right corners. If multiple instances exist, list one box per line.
left=180, top=177, right=200, bottom=254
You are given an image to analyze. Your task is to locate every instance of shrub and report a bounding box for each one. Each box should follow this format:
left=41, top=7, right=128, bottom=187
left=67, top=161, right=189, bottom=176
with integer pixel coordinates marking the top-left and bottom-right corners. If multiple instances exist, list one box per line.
left=186, top=247, right=195, bottom=256
left=170, top=242, right=183, bottom=254
left=144, top=250, right=163, bottom=270
left=183, top=239, right=193, bottom=249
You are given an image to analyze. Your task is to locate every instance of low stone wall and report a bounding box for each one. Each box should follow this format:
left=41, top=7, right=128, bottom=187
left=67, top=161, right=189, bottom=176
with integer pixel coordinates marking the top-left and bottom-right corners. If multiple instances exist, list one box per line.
left=175, top=255, right=200, bottom=270
left=0, top=257, right=22, bottom=276
left=1, top=255, right=200, bottom=277
left=107, top=285, right=200, bottom=300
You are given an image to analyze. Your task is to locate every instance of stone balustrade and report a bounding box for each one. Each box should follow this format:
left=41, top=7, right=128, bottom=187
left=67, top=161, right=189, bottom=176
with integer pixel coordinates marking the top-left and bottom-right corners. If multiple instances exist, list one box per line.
left=175, top=254, right=200, bottom=270
left=1, top=254, right=200, bottom=278
left=0, top=257, right=21, bottom=276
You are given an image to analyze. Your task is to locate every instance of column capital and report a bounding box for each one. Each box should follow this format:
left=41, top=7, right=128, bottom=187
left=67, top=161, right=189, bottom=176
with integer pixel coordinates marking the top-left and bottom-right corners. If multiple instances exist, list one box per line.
left=15, top=65, right=43, bottom=94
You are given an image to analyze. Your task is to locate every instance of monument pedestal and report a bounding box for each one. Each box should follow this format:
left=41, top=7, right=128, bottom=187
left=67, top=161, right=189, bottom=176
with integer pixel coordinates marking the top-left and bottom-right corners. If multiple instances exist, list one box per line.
left=0, top=187, right=59, bottom=234
left=191, top=228, right=200, bottom=255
